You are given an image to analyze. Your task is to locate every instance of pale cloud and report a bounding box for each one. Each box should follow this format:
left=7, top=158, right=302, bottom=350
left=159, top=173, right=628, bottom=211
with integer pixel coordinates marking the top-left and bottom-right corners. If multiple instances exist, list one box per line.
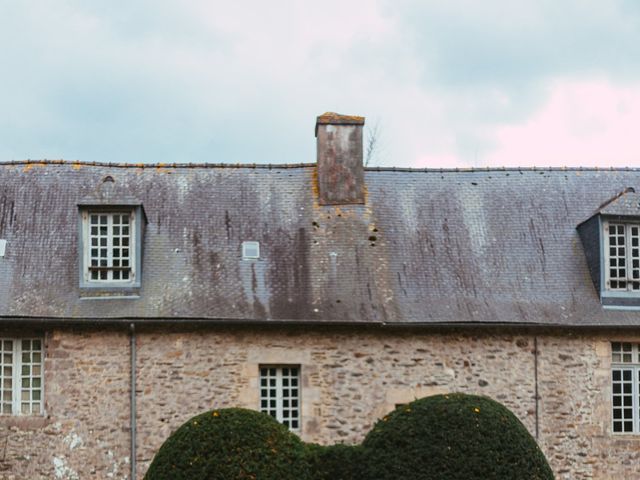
left=484, top=79, right=640, bottom=167
left=0, top=1, right=640, bottom=168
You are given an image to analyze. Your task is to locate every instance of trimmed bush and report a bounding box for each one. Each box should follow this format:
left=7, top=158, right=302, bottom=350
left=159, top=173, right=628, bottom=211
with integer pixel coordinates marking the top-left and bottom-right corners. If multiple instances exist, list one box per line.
left=145, top=396, right=553, bottom=480
left=144, top=408, right=309, bottom=480
left=305, top=443, right=365, bottom=480
left=362, top=394, right=554, bottom=480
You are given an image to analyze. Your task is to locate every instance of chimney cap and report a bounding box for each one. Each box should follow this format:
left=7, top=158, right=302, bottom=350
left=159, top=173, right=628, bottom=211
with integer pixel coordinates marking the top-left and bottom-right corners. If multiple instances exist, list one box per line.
left=315, top=112, right=365, bottom=136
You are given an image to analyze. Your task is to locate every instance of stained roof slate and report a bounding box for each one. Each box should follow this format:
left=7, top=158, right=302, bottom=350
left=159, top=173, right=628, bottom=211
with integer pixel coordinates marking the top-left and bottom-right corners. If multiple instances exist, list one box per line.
left=2, top=160, right=640, bottom=326
left=598, top=190, right=640, bottom=217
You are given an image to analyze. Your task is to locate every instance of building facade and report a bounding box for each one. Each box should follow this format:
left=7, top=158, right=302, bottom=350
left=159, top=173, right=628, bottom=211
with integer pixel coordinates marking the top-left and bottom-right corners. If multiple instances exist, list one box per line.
left=1, top=114, right=639, bottom=479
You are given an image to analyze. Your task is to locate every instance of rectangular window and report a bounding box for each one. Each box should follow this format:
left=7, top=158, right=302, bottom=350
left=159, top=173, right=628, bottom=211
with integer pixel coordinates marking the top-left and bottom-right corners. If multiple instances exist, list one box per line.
left=611, top=342, right=640, bottom=433
left=259, top=365, right=300, bottom=430
left=605, top=222, right=640, bottom=291
left=0, top=338, right=43, bottom=415
left=83, top=211, right=135, bottom=282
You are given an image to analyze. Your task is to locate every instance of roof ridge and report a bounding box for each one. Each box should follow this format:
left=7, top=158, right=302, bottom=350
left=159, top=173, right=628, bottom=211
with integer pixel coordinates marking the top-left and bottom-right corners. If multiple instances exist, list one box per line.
left=2, top=159, right=640, bottom=173
left=0, top=160, right=315, bottom=170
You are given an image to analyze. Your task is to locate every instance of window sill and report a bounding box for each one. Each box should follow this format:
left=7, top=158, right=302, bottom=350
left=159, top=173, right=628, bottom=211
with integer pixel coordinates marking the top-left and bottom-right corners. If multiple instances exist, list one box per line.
left=0, top=415, right=48, bottom=430
left=611, top=434, right=640, bottom=443
left=79, top=286, right=140, bottom=299
left=601, top=295, right=640, bottom=308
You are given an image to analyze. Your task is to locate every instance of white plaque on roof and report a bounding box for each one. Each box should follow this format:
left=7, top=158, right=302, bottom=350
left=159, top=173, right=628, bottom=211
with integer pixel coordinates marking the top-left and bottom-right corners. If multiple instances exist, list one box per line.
left=0, top=239, right=5, bottom=257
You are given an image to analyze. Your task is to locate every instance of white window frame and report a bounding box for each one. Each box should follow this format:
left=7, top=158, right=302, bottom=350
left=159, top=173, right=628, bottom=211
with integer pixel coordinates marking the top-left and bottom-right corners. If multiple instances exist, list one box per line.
left=0, top=338, right=44, bottom=416
left=611, top=342, right=640, bottom=434
left=82, top=210, right=136, bottom=284
left=259, top=365, right=300, bottom=431
left=604, top=221, right=640, bottom=292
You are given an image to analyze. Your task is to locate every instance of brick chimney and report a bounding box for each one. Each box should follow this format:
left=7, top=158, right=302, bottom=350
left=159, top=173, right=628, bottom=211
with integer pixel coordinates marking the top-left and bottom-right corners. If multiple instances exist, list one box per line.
left=315, top=112, right=365, bottom=205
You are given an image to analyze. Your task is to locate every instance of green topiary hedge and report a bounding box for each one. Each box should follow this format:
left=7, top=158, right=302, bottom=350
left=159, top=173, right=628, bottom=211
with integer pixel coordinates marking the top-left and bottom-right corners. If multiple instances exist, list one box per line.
left=145, top=395, right=554, bottom=480
left=361, top=394, right=554, bottom=480
left=143, top=408, right=310, bottom=480
left=305, top=443, right=365, bottom=480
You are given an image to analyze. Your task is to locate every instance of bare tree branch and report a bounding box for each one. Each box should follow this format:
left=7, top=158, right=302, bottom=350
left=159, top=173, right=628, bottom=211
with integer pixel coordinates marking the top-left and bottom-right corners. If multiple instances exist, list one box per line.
left=365, top=120, right=382, bottom=167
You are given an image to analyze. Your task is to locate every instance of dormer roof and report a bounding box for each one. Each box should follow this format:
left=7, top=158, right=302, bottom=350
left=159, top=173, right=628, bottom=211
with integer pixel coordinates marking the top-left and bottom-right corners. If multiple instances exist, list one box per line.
left=598, top=188, right=640, bottom=217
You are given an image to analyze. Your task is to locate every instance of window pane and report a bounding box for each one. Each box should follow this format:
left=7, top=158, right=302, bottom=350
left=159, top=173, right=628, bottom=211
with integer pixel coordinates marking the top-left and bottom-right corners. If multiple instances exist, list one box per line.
left=612, top=364, right=637, bottom=434
left=630, top=227, right=640, bottom=289
left=86, top=212, right=134, bottom=282
left=608, top=224, right=628, bottom=290
left=259, top=365, right=301, bottom=430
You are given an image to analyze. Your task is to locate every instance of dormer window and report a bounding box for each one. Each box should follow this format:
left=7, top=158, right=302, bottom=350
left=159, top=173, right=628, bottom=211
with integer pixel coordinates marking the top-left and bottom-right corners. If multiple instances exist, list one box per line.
left=604, top=221, right=640, bottom=292
left=77, top=176, right=146, bottom=291
left=84, top=211, right=135, bottom=282
left=577, top=188, right=640, bottom=306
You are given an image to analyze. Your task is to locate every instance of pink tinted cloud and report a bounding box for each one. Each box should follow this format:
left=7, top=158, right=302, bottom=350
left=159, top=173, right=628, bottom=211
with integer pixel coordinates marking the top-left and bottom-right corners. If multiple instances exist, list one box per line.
left=410, top=79, right=640, bottom=169
left=486, top=79, right=640, bottom=168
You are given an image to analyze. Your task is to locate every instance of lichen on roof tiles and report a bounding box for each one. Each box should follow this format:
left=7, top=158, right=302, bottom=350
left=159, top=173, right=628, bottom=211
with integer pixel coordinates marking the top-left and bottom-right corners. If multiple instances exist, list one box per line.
left=1, top=160, right=640, bottom=326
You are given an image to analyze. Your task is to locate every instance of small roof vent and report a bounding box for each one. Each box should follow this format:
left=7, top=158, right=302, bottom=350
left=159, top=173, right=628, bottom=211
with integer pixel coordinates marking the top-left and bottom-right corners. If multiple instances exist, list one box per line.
left=242, top=241, right=260, bottom=260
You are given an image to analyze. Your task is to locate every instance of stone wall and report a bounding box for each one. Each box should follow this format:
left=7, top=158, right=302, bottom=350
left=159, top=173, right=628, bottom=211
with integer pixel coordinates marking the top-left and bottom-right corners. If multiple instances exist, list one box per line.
left=0, top=328, right=130, bottom=480
left=0, top=325, right=636, bottom=479
left=135, top=327, right=537, bottom=475
left=537, top=333, right=640, bottom=480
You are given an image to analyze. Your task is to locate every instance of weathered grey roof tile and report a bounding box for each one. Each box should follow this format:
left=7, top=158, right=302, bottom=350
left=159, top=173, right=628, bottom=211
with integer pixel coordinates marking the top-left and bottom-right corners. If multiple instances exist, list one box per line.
left=1, top=161, right=640, bottom=326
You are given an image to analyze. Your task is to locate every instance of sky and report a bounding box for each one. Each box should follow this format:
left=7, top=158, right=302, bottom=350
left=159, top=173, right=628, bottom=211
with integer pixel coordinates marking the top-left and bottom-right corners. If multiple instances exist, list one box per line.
left=1, top=0, right=640, bottom=168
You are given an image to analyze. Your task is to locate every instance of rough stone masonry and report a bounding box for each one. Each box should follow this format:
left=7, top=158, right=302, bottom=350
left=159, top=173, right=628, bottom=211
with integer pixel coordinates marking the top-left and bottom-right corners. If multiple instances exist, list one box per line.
left=0, top=325, right=634, bottom=480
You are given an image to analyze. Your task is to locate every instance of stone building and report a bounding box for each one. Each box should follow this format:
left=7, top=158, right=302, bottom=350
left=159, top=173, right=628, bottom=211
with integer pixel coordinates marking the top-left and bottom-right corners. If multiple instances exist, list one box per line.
left=0, top=112, right=639, bottom=479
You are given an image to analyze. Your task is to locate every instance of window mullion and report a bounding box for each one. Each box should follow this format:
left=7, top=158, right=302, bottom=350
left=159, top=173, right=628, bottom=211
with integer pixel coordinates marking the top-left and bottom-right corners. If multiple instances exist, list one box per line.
left=12, top=340, right=19, bottom=415
left=130, top=213, right=135, bottom=280
left=636, top=367, right=640, bottom=434
left=276, top=369, right=283, bottom=423
left=83, top=212, right=89, bottom=281
left=626, top=226, right=631, bottom=291
left=107, top=215, right=114, bottom=281
left=604, top=221, right=611, bottom=289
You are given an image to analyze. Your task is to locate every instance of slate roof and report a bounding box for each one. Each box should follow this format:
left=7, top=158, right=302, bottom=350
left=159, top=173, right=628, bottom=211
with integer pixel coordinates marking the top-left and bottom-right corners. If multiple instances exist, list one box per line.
left=597, top=188, right=640, bottom=217
left=2, top=160, right=640, bottom=326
